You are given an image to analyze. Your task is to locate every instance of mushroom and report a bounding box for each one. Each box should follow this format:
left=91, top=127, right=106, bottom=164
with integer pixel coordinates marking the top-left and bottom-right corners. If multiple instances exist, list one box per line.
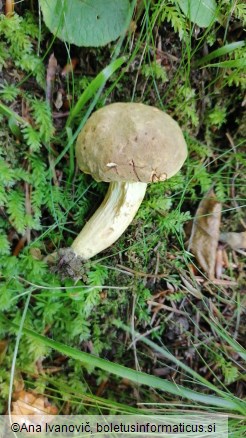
left=69, top=102, right=187, bottom=261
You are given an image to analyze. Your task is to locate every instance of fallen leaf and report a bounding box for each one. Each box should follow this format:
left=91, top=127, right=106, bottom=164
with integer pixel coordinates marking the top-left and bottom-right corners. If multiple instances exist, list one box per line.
left=189, top=189, right=222, bottom=279
left=220, top=231, right=246, bottom=249
left=61, top=58, right=78, bottom=76
left=12, top=390, right=58, bottom=415
left=11, top=390, right=58, bottom=428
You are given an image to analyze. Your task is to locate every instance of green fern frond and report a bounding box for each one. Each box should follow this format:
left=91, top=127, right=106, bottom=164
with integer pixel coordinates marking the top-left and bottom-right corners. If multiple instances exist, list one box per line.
left=176, top=86, right=199, bottom=127
left=0, top=14, right=32, bottom=54
left=69, top=316, right=91, bottom=341
left=193, top=165, right=213, bottom=193
left=0, top=42, right=8, bottom=70
left=0, top=83, right=19, bottom=103
left=160, top=210, right=191, bottom=234
left=0, top=255, right=20, bottom=278
left=87, top=264, right=108, bottom=286
left=0, top=159, right=15, bottom=186
left=0, top=186, right=7, bottom=206
left=82, top=265, right=109, bottom=317
left=7, top=189, right=26, bottom=234
left=0, top=285, right=14, bottom=311
left=29, top=98, right=54, bottom=143
left=234, top=3, right=246, bottom=25
left=19, top=253, right=47, bottom=280
left=159, top=4, right=187, bottom=40
left=15, top=168, right=32, bottom=183
left=215, top=181, right=227, bottom=203
left=189, top=138, right=213, bottom=159
left=142, top=61, right=168, bottom=83
left=21, top=11, right=41, bottom=39
left=22, top=125, right=42, bottom=151
left=0, top=232, right=10, bottom=255
left=17, top=54, right=45, bottom=87
left=28, top=155, right=48, bottom=217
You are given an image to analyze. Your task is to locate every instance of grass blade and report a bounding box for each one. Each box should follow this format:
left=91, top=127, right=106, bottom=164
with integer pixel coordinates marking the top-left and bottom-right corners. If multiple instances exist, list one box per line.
left=204, top=59, right=246, bottom=68
left=195, top=41, right=245, bottom=67
left=66, top=56, right=126, bottom=127
left=201, top=314, right=246, bottom=362
left=4, top=317, right=245, bottom=413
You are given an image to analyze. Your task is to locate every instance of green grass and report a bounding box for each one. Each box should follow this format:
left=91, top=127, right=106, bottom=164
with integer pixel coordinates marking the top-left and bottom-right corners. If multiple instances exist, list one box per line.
left=0, top=0, right=245, bottom=435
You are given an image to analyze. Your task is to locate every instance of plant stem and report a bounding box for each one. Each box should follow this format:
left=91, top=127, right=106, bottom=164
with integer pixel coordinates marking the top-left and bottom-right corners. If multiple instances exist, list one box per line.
left=71, top=181, right=147, bottom=260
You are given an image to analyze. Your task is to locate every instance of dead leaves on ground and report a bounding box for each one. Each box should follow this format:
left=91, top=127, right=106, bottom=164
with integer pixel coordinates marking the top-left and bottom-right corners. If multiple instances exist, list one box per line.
left=189, top=189, right=222, bottom=280
left=10, top=389, right=58, bottom=430
left=220, top=231, right=246, bottom=249
left=189, top=188, right=245, bottom=281
left=11, top=390, right=58, bottom=416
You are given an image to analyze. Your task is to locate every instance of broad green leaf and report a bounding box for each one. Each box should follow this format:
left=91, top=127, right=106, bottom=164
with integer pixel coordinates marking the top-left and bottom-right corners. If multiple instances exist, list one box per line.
left=179, top=0, right=217, bottom=27
left=39, top=0, right=131, bottom=47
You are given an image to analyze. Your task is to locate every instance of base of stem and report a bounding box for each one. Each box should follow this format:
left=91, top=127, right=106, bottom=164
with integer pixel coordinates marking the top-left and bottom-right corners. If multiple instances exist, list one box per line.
left=52, top=247, right=87, bottom=280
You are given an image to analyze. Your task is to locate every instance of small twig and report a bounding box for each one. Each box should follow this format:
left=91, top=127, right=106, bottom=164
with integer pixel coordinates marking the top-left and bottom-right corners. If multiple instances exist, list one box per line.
left=52, top=111, right=70, bottom=119
left=195, top=276, right=238, bottom=286
left=116, top=264, right=167, bottom=278
left=12, top=234, right=27, bottom=256
left=147, top=301, right=187, bottom=316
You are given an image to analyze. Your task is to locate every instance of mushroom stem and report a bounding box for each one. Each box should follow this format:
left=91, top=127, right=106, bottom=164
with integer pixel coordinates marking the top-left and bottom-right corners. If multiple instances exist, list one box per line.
left=71, top=181, right=147, bottom=260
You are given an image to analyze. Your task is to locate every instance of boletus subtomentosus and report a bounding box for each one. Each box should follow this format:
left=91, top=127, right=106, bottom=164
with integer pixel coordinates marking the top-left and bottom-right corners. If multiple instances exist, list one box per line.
left=58, top=103, right=187, bottom=277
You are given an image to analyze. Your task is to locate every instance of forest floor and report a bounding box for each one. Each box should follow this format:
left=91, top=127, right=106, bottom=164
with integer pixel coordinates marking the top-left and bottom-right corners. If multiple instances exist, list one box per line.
left=0, top=1, right=245, bottom=435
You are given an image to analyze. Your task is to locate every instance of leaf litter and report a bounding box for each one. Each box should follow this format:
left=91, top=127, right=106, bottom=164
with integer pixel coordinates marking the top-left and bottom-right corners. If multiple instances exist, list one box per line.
left=189, top=188, right=222, bottom=280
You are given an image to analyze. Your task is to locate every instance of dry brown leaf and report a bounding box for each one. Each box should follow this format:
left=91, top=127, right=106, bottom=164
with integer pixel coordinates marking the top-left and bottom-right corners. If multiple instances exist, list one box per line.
left=220, top=231, right=246, bottom=249
left=61, top=58, right=78, bottom=76
left=189, top=189, right=222, bottom=279
left=11, top=390, right=58, bottom=428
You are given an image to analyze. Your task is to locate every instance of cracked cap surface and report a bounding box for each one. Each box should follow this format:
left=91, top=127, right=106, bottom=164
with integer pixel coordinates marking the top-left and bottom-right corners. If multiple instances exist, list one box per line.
left=76, top=103, right=187, bottom=183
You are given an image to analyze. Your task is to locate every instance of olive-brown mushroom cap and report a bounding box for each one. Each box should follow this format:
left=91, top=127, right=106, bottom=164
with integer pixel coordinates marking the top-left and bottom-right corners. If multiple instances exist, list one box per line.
left=76, top=103, right=187, bottom=183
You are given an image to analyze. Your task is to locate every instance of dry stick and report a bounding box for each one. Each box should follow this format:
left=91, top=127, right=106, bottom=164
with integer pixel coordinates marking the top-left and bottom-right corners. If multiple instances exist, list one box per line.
left=147, top=301, right=187, bottom=316
left=116, top=264, right=167, bottom=279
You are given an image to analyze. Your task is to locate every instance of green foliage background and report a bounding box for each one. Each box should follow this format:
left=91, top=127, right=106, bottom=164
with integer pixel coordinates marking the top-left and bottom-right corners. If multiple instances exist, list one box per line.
left=0, top=0, right=245, bottom=426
